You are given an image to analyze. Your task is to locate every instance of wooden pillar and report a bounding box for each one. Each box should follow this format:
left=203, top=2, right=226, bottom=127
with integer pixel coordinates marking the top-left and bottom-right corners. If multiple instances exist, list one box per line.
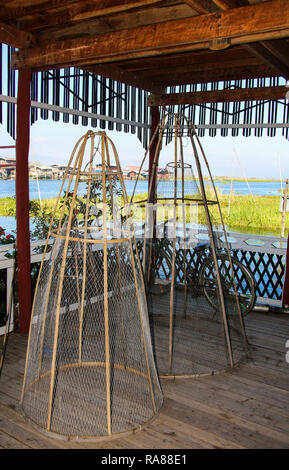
left=16, top=68, right=32, bottom=334
left=148, top=106, right=160, bottom=202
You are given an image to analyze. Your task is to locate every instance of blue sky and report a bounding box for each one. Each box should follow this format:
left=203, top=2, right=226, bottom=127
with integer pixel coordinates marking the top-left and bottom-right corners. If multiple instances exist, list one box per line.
left=1, top=117, right=289, bottom=179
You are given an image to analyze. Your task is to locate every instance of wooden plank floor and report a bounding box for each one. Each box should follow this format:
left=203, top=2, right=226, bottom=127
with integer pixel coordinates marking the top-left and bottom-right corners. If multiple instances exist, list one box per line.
left=0, top=310, right=289, bottom=449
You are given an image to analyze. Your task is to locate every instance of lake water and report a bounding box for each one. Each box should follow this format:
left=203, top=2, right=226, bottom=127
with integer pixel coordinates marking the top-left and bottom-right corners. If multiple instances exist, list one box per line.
left=0, top=178, right=284, bottom=200
left=0, top=178, right=283, bottom=236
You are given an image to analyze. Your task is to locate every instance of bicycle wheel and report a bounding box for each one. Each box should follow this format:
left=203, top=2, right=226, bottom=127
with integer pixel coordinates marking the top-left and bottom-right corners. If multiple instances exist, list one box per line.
left=147, top=242, right=172, bottom=295
left=199, top=254, right=256, bottom=317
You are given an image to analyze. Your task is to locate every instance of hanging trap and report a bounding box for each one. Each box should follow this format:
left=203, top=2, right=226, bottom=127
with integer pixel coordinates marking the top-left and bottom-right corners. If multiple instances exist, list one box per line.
left=130, top=113, right=250, bottom=379
left=20, top=131, right=162, bottom=440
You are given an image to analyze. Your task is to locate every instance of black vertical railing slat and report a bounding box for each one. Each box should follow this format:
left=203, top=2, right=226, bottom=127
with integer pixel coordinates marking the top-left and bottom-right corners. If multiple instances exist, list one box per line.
left=72, top=67, right=80, bottom=125
left=91, top=73, right=98, bottom=128
left=221, top=81, right=229, bottom=137
left=52, top=69, right=60, bottom=122
left=137, top=87, right=143, bottom=142
left=81, top=70, right=89, bottom=127
left=63, top=67, right=70, bottom=123
left=198, top=82, right=207, bottom=137
left=143, top=90, right=148, bottom=148
left=108, top=79, right=114, bottom=131
left=30, top=71, right=38, bottom=125
left=124, top=84, right=129, bottom=133
left=209, top=81, right=218, bottom=137
left=130, top=86, right=136, bottom=134
left=232, top=80, right=241, bottom=137
left=40, top=71, right=49, bottom=120
left=7, top=46, right=16, bottom=139
left=116, top=81, right=122, bottom=132
left=99, top=75, right=106, bottom=129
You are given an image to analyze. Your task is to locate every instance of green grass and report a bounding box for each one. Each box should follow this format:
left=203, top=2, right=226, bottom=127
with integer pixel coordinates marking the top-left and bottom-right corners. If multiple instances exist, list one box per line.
left=211, top=192, right=287, bottom=236
left=0, top=191, right=287, bottom=237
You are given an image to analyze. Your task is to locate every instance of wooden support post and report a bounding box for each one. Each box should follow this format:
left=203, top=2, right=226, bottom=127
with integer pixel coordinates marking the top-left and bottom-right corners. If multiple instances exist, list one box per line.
left=16, top=68, right=32, bottom=335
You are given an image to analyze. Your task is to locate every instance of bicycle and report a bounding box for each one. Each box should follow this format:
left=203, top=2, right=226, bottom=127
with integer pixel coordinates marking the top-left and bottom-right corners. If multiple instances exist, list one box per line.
left=146, top=237, right=256, bottom=317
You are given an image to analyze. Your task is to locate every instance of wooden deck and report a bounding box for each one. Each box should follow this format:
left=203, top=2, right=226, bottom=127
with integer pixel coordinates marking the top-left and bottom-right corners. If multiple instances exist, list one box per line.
left=0, top=310, right=289, bottom=449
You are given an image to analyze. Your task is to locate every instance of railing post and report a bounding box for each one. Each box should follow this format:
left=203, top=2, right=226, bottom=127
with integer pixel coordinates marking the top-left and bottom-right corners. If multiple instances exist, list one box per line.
left=16, top=68, right=32, bottom=334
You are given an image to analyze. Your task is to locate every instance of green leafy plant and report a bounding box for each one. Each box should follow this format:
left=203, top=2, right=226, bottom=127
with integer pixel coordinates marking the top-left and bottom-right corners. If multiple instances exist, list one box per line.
left=0, top=227, right=16, bottom=327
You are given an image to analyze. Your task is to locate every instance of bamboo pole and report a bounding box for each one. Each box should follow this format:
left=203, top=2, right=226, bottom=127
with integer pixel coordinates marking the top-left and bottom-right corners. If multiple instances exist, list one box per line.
left=187, top=116, right=248, bottom=348
left=101, top=133, right=111, bottom=437
left=189, top=129, right=234, bottom=368
left=108, top=135, right=158, bottom=411
left=47, top=134, right=89, bottom=431
left=78, top=134, right=95, bottom=364
left=104, top=137, right=127, bottom=368
left=168, top=117, right=178, bottom=376
left=177, top=115, right=188, bottom=318
left=21, top=135, right=86, bottom=404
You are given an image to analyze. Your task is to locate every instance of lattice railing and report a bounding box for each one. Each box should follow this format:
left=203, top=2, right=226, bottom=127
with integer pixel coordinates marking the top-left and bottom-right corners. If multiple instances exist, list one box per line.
left=0, top=232, right=287, bottom=334
left=135, top=229, right=287, bottom=306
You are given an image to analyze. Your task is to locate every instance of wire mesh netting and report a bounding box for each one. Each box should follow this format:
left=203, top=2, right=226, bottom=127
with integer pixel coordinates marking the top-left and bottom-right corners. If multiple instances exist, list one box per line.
left=130, top=113, right=250, bottom=378
left=21, top=131, right=162, bottom=439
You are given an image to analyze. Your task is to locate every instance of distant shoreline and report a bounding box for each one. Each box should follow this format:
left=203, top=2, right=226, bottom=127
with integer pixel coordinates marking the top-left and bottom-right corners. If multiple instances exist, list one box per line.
left=0, top=176, right=284, bottom=183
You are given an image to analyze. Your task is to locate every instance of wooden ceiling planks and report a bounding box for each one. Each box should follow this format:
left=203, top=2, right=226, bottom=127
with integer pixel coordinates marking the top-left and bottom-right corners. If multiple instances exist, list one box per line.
left=11, top=1, right=289, bottom=71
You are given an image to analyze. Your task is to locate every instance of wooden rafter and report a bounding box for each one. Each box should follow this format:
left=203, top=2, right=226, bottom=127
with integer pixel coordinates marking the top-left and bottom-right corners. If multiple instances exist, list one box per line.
left=148, top=85, right=288, bottom=106
left=36, top=2, right=195, bottom=45
left=11, top=1, right=289, bottom=71
left=212, top=0, right=248, bottom=8
left=211, top=0, right=289, bottom=78
left=0, top=22, right=33, bottom=48
left=157, top=65, right=278, bottom=86
left=183, top=0, right=213, bottom=14
left=261, top=40, right=289, bottom=71
left=10, top=0, right=172, bottom=31
left=245, top=42, right=289, bottom=79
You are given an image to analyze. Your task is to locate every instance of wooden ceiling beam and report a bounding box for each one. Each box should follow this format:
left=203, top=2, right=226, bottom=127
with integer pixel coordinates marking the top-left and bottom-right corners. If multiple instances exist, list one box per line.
left=140, top=57, right=260, bottom=77
left=11, top=1, right=289, bottom=71
left=260, top=39, right=289, bottom=70
left=120, top=46, right=253, bottom=72
left=212, top=0, right=248, bottom=8
left=156, top=65, right=278, bottom=85
left=0, top=1, right=79, bottom=21
left=244, top=42, right=289, bottom=79
left=13, top=0, right=172, bottom=32
left=36, top=3, right=194, bottom=44
left=0, top=22, right=33, bottom=48
left=148, top=85, right=288, bottom=106
left=212, top=0, right=289, bottom=78
left=183, top=0, right=213, bottom=14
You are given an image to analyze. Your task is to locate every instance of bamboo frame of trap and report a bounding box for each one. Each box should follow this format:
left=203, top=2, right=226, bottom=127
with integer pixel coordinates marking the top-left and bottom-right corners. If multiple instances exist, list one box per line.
left=20, top=131, right=162, bottom=440
left=130, top=112, right=249, bottom=379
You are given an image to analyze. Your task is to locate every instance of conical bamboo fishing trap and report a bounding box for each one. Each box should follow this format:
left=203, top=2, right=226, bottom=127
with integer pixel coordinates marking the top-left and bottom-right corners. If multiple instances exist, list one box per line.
left=130, top=113, right=250, bottom=379
left=20, top=131, right=162, bottom=439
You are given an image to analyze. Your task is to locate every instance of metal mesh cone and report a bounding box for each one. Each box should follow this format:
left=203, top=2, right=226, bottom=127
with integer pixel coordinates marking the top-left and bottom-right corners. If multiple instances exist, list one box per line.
left=20, top=131, right=162, bottom=439
left=130, top=113, right=249, bottom=378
